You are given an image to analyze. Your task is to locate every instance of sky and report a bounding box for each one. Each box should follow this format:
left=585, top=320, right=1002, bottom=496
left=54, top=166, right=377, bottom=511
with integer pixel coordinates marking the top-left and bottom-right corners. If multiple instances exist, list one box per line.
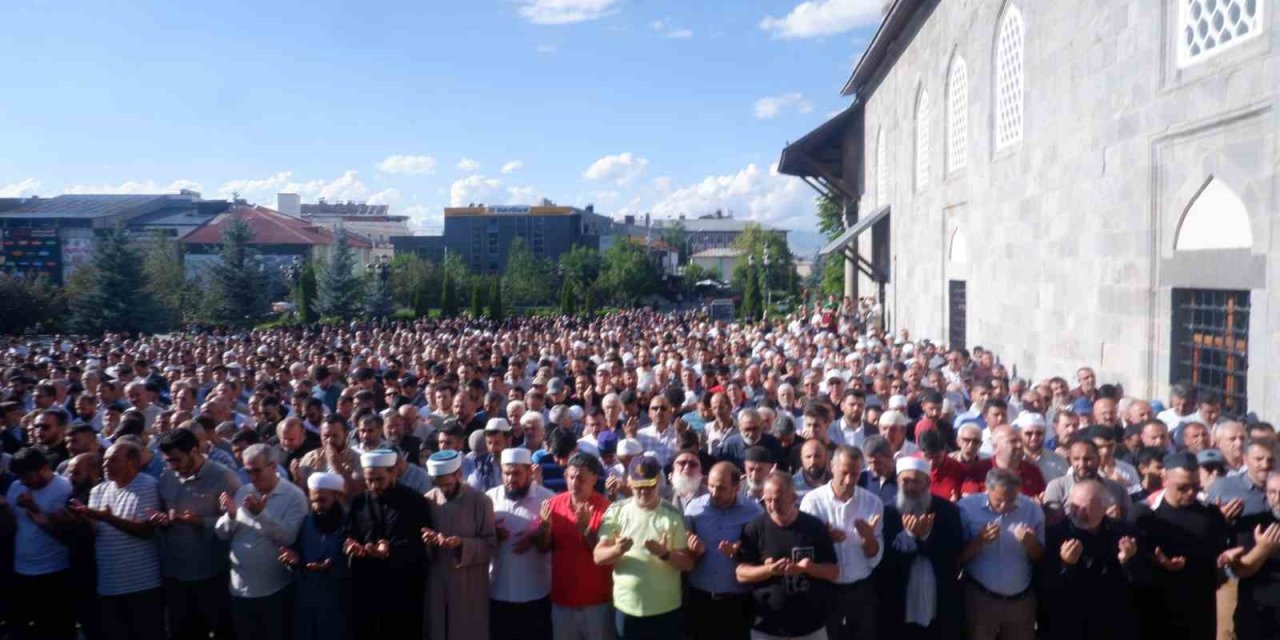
left=0, top=0, right=887, bottom=255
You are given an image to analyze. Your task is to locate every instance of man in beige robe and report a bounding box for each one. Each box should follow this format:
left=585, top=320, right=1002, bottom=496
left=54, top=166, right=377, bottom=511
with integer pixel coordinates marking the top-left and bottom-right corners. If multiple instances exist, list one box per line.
left=422, top=449, right=496, bottom=640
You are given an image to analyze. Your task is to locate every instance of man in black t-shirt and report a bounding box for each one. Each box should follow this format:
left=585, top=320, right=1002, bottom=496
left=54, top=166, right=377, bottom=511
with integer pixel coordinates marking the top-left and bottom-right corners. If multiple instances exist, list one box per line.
left=736, top=470, right=839, bottom=639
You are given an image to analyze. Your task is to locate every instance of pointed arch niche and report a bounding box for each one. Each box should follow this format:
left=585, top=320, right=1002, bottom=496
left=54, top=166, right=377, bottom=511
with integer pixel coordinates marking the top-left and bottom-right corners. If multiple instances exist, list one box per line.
left=1174, top=177, right=1253, bottom=251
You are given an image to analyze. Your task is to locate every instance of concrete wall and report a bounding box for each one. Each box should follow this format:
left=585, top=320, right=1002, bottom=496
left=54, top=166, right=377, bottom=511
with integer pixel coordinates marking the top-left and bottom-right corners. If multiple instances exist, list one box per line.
left=849, top=0, right=1279, bottom=415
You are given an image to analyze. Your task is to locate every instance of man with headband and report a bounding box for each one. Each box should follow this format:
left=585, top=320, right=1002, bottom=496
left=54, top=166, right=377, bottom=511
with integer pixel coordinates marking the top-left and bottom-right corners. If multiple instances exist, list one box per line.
left=488, top=447, right=556, bottom=640
left=423, top=449, right=497, bottom=640
left=343, top=448, right=431, bottom=640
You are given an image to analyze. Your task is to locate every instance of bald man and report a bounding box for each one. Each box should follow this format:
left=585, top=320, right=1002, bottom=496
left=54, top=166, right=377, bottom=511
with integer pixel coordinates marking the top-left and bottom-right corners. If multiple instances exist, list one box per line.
left=793, top=439, right=832, bottom=500
left=1041, top=480, right=1143, bottom=640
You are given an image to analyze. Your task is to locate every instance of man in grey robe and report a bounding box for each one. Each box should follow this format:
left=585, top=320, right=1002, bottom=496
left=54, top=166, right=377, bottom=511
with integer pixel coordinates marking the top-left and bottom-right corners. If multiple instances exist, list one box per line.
left=422, top=449, right=497, bottom=640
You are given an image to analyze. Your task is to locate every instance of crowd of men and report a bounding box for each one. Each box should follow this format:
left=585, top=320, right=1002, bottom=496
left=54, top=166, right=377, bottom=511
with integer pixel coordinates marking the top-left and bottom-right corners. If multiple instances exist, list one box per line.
left=0, top=302, right=1276, bottom=640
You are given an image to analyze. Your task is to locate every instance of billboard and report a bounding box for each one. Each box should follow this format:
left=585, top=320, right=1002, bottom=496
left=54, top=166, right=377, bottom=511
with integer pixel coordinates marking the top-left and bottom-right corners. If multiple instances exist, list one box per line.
left=0, top=227, right=61, bottom=281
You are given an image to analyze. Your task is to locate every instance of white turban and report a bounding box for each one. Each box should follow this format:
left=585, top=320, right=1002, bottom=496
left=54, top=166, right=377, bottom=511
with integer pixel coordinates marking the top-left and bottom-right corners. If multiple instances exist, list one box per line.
left=360, top=450, right=397, bottom=469
left=426, top=450, right=462, bottom=476
left=618, top=438, right=644, bottom=456
left=501, top=448, right=533, bottom=466
left=306, top=471, right=345, bottom=493
left=896, top=456, right=931, bottom=476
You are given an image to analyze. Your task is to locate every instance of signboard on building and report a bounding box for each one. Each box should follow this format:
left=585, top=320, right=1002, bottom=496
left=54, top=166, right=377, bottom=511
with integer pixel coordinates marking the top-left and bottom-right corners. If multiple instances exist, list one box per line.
left=488, top=205, right=532, bottom=215
left=0, top=227, right=62, bottom=281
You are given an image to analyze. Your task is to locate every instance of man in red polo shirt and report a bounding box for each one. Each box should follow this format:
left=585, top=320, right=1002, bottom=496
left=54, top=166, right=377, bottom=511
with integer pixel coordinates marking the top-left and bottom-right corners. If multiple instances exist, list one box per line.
left=919, top=429, right=966, bottom=501
left=535, top=452, right=615, bottom=640
left=961, top=425, right=1046, bottom=497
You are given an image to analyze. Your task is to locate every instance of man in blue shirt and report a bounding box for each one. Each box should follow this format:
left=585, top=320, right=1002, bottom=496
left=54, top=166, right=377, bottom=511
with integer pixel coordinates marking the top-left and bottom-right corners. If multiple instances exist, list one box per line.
left=958, top=467, right=1044, bottom=640
left=684, top=461, right=763, bottom=640
left=6, top=447, right=76, bottom=640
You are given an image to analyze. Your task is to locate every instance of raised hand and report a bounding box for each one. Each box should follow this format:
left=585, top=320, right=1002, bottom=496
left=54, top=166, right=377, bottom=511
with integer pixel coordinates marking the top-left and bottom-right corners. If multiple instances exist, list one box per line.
left=1059, top=539, right=1083, bottom=566
left=1012, top=524, right=1036, bottom=547
left=644, top=533, right=670, bottom=558
left=906, top=513, right=935, bottom=539
left=979, top=521, right=1001, bottom=544
left=1117, top=536, right=1138, bottom=564
left=616, top=536, right=634, bottom=554
left=853, top=514, right=881, bottom=540
left=530, top=463, right=543, bottom=487
left=441, top=536, right=463, bottom=549
left=147, top=509, right=171, bottom=528
left=242, top=493, right=268, bottom=516
left=1154, top=547, right=1187, bottom=572
left=219, top=492, right=237, bottom=517
left=421, top=527, right=441, bottom=546
left=1218, top=546, right=1246, bottom=569
left=828, top=526, right=848, bottom=543
left=278, top=546, right=300, bottom=566
left=539, top=500, right=553, bottom=529
left=1217, top=498, right=1245, bottom=522
left=172, top=509, right=202, bottom=526
left=343, top=538, right=366, bottom=558
left=371, top=539, right=392, bottom=559
left=718, top=540, right=741, bottom=558
left=574, top=501, right=594, bottom=531
left=687, top=532, right=706, bottom=557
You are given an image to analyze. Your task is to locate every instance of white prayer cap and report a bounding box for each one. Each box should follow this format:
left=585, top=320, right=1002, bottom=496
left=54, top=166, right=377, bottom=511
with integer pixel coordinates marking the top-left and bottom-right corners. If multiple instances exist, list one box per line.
left=888, top=394, right=909, bottom=410
left=1013, top=412, right=1047, bottom=431
left=484, top=418, right=512, bottom=433
left=879, top=410, right=908, bottom=428
left=896, top=456, right=931, bottom=476
left=500, top=448, right=533, bottom=466
left=427, top=450, right=463, bottom=476
left=360, top=449, right=397, bottom=469
left=617, top=438, right=644, bottom=457
left=568, top=405, right=584, bottom=422
left=306, top=471, right=346, bottom=493
left=576, top=439, right=600, bottom=459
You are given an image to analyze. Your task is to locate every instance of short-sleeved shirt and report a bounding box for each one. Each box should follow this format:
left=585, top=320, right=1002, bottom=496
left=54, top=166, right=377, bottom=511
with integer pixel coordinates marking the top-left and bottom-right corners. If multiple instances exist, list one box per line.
left=598, top=498, right=687, bottom=617
left=89, top=474, right=163, bottom=596
left=546, top=491, right=613, bottom=607
left=738, top=511, right=837, bottom=637
left=488, top=483, right=556, bottom=603
left=7, top=475, right=73, bottom=575
left=157, top=459, right=242, bottom=581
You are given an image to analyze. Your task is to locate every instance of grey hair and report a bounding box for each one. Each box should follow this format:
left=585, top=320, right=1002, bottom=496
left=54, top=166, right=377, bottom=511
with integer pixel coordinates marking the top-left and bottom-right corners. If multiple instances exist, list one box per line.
left=985, top=468, right=1023, bottom=493
left=772, top=413, right=797, bottom=438
left=862, top=435, right=891, bottom=458
left=548, top=404, right=570, bottom=425
left=832, top=445, right=864, bottom=467
left=242, top=443, right=276, bottom=467
left=764, top=469, right=796, bottom=496
left=520, top=411, right=545, bottom=429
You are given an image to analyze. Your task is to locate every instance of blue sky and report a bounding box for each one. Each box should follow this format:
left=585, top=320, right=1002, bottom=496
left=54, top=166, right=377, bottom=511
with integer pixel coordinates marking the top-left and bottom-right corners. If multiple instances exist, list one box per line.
left=0, top=0, right=885, bottom=254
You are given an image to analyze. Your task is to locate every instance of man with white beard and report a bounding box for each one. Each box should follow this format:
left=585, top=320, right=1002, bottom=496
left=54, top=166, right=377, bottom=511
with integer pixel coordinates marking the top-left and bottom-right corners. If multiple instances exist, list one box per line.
left=669, top=449, right=708, bottom=512
left=877, top=457, right=965, bottom=640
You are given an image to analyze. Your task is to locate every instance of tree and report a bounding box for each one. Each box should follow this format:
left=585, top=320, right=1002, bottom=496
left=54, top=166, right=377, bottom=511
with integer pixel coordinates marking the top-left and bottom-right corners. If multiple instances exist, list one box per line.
left=364, top=271, right=393, bottom=319
left=818, top=252, right=845, bottom=298
left=731, top=223, right=797, bottom=297
left=503, top=238, right=552, bottom=307
left=487, top=277, right=504, bottom=321
left=439, top=272, right=457, bottom=318
left=816, top=195, right=846, bottom=240
left=315, top=229, right=362, bottom=320
left=559, top=280, right=576, bottom=316
left=67, top=225, right=160, bottom=334
left=469, top=277, right=486, bottom=318
left=598, top=240, right=657, bottom=307
left=682, top=262, right=715, bottom=293
left=660, top=222, right=691, bottom=264
left=297, top=261, right=318, bottom=323
left=740, top=267, right=760, bottom=320
left=0, top=274, right=64, bottom=334
left=204, top=217, right=268, bottom=326
left=141, top=233, right=194, bottom=329
left=815, top=195, right=847, bottom=299
left=389, top=254, right=438, bottom=312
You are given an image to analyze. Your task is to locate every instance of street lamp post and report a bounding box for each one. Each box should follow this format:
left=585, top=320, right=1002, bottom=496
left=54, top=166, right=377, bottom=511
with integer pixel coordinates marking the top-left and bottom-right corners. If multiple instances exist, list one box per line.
left=366, top=255, right=391, bottom=321
left=762, top=248, right=771, bottom=321
left=284, top=257, right=303, bottom=316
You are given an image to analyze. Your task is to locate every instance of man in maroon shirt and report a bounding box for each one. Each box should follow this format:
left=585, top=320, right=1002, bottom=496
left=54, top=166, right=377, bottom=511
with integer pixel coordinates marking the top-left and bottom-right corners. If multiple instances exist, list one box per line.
left=961, top=425, right=1046, bottom=497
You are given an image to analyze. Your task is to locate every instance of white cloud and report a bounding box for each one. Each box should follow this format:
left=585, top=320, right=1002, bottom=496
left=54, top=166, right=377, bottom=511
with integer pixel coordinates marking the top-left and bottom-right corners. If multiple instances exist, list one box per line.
left=754, top=92, right=813, bottom=119
left=0, top=178, right=41, bottom=197
left=65, top=179, right=203, bottom=195
left=536, top=44, right=558, bottom=54
left=367, top=188, right=402, bottom=205
left=500, top=160, right=524, bottom=174
left=647, top=162, right=813, bottom=229
left=666, top=29, right=693, bottom=39
left=312, top=170, right=369, bottom=202
left=649, top=18, right=692, bottom=38
left=449, top=175, right=541, bottom=207
left=582, top=152, right=648, bottom=185
left=400, top=203, right=443, bottom=234
left=760, top=0, right=883, bottom=40
left=377, top=154, right=437, bottom=175
left=456, top=158, right=481, bottom=172
left=519, top=0, right=622, bottom=25
left=217, top=171, right=294, bottom=199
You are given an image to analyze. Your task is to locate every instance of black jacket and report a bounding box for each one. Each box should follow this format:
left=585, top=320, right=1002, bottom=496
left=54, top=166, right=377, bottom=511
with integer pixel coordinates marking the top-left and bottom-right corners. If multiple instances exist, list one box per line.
left=876, top=497, right=964, bottom=640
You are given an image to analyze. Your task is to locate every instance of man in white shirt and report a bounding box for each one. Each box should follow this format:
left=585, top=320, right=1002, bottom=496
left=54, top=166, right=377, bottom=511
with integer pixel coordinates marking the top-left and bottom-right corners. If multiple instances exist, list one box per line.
left=800, top=445, right=884, bottom=640
left=637, top=395, right=679, bottom=468
left=488, top=448, right=556, bottom=640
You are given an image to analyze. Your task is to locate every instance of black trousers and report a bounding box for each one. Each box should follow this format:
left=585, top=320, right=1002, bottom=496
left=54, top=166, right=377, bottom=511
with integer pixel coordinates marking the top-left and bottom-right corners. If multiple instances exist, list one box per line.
left=491, top=597, right=552, bottom=640
left=687, top=588, right=752, bottom=640
left=826, top=578, right=877, bottom=640
left=13, top=571, right=77, bottom=640
left=231, top=586, right=294, bottom=640
left=166, top=574, right=233, bottom=640
left=100, top=587, right=166, bottom=640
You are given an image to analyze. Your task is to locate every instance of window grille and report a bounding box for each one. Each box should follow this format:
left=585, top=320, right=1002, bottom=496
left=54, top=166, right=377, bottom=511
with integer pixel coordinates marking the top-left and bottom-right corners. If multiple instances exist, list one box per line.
left=947, top=57, right=969, bottom=173
left=1179, top=0, right=1264, bottom=66
left=995, top=5, right=1024, bottom=151
left=916, top=89, right=931, bottom=191
left=1171, top=288, right=1250, bottom=416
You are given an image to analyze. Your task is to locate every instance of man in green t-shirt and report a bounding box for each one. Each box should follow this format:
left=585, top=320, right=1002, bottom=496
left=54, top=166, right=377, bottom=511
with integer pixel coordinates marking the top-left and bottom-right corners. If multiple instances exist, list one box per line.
left=594, top=456, right=695, bottom=639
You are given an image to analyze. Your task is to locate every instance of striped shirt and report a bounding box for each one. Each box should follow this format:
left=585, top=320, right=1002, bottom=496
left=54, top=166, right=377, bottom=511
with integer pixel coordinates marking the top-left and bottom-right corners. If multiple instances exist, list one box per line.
left=89, top=474, right=163, bottom=596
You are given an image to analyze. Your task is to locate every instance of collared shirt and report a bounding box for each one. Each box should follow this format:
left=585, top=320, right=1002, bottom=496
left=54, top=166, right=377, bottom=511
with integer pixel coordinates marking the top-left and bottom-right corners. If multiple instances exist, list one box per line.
left=467, top=452, right=502, bottom=493
left=858, top=470, right=898, bottom=505
left=704, top=420, right=735, bottom=455
left=684, top=493, right=763, bottom=594
left=638, top=423, right=679, bottom=467
left=957, top=493, right=1045, bottom=596
left=157, top=459, right=242, bottom=581
left=1029, top=449, right=1069, bottom=482
left=792, top=469, right=829, bottom=500
left=215, top=479, right=308, bottom=598
left=829, top=418, right=861, bottom=447
left=488, top=483, right=556, bottom=603
left=799, top=483, right=884, bottom=583
left=90, top=474, right=163, bottom=596
left=1205, top=471, right=1269, bottom=517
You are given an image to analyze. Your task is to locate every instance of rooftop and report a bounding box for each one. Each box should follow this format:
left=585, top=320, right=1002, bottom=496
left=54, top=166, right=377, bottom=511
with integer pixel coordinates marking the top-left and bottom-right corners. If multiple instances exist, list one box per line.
left=0, top=194, right=177, bottom=220
left=691, top=247, right=745, bottom=259
left=301, top=200, right=390, bottom=216
left=654, top=217, right=785, bottom=233
left=182, top=205, right=372, bottom=248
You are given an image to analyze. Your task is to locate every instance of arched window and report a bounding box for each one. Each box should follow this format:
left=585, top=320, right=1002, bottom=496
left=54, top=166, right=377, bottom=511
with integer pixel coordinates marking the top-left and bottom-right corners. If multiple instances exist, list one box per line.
left=1175, top=177, right=1253, bottom=250
left=995, top=4, right=1024, bottom=151
left=915, top=88, right=931, bottom=192
left=1178, top=0, right=1265, bottom=67
left=946, top=56, right=969, bottom=174
left=876, top=129, right=888, bottom=206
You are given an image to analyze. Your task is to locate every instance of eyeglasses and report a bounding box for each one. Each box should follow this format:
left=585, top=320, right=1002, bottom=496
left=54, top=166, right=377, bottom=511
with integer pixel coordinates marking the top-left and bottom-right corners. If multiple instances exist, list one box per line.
left=674, top=459, right=700, bottom=468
